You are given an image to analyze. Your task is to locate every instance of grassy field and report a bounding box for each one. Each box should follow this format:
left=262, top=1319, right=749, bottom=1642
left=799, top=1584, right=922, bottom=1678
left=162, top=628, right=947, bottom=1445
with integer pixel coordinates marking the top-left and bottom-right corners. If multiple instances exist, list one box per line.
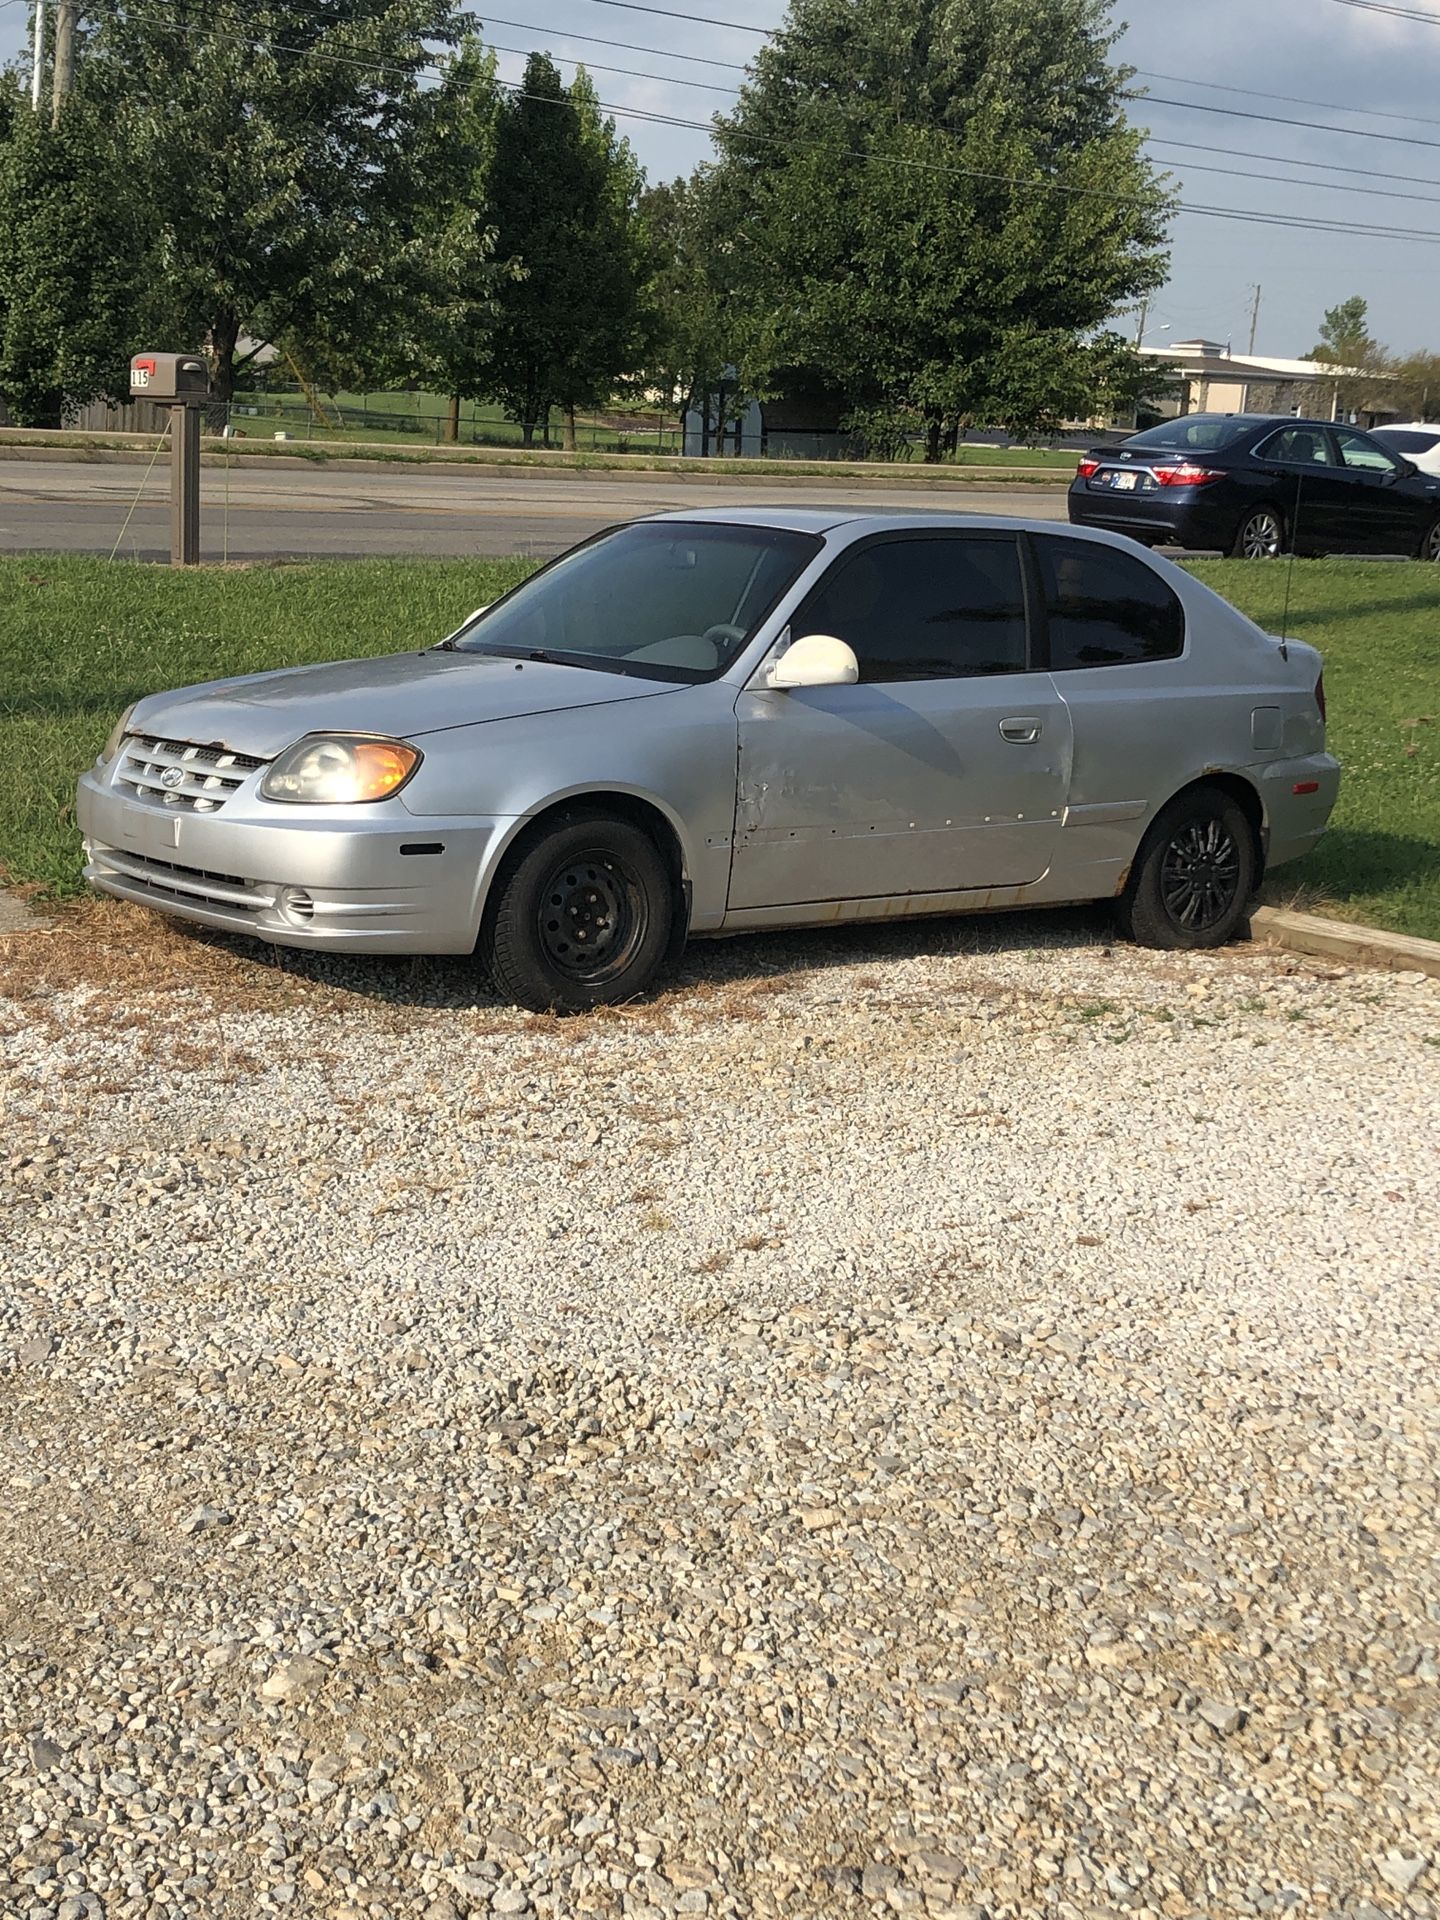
left=1, top=554, right=1435, bottom=939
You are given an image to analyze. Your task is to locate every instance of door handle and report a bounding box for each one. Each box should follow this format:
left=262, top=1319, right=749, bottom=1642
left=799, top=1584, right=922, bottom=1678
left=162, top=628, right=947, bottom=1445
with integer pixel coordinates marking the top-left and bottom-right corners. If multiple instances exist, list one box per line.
left=999, top=717, right=1042, bottom=744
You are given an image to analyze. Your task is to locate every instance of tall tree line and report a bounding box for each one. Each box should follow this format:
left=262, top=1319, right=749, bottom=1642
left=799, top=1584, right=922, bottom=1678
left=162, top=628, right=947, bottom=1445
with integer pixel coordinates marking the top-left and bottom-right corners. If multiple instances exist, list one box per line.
left=0, top=0, right=1175, bottom=446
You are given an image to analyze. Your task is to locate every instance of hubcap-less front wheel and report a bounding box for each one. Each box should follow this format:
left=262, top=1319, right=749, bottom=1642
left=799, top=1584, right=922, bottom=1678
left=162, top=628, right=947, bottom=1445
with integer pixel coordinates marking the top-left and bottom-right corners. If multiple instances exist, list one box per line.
left=1159, top=819, right=1242, bottom=933
left=536, top=849, right=648, bottom=985
left=1238, top=509, right=1282, bottom=559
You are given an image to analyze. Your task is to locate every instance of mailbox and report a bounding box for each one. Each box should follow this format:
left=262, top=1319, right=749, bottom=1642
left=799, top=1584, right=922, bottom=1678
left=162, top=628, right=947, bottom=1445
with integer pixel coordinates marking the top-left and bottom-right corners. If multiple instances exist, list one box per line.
left=129, top=352, right=209, bottom=403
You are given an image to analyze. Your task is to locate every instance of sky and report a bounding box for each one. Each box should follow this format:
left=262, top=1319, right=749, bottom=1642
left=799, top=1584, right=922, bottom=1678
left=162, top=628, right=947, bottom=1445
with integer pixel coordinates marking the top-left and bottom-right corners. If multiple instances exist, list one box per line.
left=6, top=0, right=1440, bottom=358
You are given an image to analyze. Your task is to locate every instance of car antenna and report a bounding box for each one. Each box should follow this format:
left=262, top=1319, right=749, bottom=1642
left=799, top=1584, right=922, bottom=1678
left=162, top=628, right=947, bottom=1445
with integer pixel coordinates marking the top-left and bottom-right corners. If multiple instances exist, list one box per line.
left=1276, top=474, right=1298, bottom=660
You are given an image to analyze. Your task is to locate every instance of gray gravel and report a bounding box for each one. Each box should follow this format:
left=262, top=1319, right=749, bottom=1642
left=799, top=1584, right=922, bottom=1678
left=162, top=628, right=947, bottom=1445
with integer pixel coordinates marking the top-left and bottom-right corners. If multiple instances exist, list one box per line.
left=2, top=910, right=1438, bottom=1920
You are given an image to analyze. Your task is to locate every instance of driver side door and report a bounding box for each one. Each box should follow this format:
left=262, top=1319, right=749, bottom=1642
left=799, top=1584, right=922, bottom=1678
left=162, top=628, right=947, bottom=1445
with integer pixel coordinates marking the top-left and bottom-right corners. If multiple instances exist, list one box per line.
left=727, top=532, right=1072, bottom=911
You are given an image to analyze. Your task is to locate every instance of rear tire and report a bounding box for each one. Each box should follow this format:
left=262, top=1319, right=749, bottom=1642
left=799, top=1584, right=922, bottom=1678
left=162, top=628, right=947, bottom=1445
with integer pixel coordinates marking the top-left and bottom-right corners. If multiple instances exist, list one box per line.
left=1230, top=505, right=1285, bottom=559
left=484, top=812, right=676, bottom=1013
left=1116, top=787, right=1257, bottom=951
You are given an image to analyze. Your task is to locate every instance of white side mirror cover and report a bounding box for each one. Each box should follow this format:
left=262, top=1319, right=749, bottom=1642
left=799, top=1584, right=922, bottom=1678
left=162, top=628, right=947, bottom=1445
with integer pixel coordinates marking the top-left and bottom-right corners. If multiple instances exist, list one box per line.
left=442, top=604, right=492, bottom=646
left=769, top=633, right=860, bottom=690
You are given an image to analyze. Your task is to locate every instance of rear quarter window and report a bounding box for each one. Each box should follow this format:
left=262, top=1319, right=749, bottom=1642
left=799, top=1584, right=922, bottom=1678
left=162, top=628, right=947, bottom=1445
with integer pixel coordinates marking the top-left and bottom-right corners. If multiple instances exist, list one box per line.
left=1033, top=536, right=1186, bottom=669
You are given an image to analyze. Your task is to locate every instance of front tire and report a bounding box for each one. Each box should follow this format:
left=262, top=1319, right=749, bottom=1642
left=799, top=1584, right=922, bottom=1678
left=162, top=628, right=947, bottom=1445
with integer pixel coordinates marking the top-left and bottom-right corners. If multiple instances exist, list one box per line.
left=1231, top=505, right=1285, bottom=559
left=1117, top=787, right=1257, bottom=951
left=484, top=812, right=676, bottom=1012
left=1418, top=516, right=1440, bottom=562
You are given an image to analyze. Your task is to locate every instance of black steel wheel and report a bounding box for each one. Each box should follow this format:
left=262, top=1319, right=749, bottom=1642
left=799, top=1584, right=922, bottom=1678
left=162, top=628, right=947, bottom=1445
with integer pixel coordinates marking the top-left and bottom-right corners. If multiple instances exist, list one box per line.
left=1231, top=506, right=1284, bottom=560
left=484, top=811, right=676, bottom=1012
left=535, top=849, right=648, bottom=985
left=1117, top=786, right=1258, bottom=951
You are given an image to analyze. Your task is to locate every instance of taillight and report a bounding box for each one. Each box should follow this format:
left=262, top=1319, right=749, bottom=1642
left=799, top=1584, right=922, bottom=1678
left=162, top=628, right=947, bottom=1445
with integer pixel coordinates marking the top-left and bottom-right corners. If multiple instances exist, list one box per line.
left=1151, top=463, right=1226, bottom=488
left=1315, top=671, right=1326, bottom=724
left=1076, top=457, right=1100, bottom=479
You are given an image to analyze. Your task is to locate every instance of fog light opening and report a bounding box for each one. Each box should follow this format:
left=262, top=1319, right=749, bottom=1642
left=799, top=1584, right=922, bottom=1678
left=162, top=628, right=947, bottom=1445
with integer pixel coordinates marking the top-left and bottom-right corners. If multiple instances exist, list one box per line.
left=280, top=886, right=316, bottom=925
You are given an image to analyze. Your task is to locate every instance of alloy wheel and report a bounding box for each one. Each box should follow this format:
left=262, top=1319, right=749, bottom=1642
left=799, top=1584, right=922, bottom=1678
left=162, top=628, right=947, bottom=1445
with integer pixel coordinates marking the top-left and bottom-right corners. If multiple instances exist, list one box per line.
left=1239, top=510, right=1282, bottom=559
left=1159, top=818, right=1242, bottom=932
left=1424, top=520, right=1440, bottom=562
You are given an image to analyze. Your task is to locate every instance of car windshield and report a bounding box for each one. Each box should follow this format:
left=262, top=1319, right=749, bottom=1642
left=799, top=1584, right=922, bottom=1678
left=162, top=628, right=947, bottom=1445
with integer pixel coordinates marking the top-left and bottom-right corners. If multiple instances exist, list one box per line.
left=1124, top=417, right=1257, bottom=453
left=449, top=521, right=822, bottom=681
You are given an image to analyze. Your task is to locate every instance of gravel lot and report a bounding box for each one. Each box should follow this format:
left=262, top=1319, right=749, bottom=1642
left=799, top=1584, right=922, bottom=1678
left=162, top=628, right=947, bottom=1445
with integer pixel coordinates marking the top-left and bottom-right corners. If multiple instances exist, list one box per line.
left=2, top=906, right=1438, bottom=1920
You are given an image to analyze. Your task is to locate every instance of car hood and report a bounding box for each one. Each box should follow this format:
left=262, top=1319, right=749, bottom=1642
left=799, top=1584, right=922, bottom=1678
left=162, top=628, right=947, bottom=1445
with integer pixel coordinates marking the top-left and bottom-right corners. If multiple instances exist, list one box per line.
left=129, top=649, right=680, bottom=759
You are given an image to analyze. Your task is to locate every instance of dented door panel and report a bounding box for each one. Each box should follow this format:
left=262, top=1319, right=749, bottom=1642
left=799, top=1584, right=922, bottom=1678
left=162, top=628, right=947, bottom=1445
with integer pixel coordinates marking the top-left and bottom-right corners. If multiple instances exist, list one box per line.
left=728, top=677, right=1073, bottom=911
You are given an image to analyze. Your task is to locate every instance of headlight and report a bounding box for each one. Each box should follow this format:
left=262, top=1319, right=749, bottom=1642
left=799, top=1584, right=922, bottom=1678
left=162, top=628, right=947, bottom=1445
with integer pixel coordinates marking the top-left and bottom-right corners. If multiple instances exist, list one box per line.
left=260, top=735, right=421, bottom=804
left=99, top=703, right=138, bottom=765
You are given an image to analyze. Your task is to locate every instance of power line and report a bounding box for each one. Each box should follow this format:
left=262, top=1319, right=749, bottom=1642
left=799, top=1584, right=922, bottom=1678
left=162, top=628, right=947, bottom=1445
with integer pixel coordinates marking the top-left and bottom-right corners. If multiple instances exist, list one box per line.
left=487, top=40, right=734, bottom=92
left=482, top=14, right=748, bottom=69
left=1134, top=91, right=1440, bottom=152
left=1152, top=150, right=1440, bottom=209
left=1326, top=0, right=1440, bottom=21
left=583, top=0, right=772, bottom=32
left=1132, top=66, right=1440, bottom=132
left=1148, top=135, right=1440, bottom=192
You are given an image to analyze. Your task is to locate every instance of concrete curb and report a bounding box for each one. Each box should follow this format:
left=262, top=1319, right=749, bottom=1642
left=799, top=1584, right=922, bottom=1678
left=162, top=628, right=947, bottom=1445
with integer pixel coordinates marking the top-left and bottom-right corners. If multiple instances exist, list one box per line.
left=0, top=433, right=1071, bottom=489
left=1249, top=905, right=1440, bottom=980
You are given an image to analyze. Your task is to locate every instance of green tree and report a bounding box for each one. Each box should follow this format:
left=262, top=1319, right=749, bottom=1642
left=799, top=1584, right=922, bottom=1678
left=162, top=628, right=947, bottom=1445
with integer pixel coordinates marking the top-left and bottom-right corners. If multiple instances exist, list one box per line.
left=637, top=175, right=742, bottom=452
left=1310, top=296, right=1376, bottom=365
left=75, top=0, right=495, bottom=400
left=0, top=81, right=160, bottom=426
left=706, top=0, right=1172, bottom=456
left=1308, top=297, right=1390, bottom=420
left=1390, top=351, right=1440, bottom=422
left=488, top=55, right=651, bottom=448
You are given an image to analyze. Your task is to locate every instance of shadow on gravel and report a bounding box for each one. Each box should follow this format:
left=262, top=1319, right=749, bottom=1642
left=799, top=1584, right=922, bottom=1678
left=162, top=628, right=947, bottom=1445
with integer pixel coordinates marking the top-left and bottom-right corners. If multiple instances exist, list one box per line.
left=159, top=901, right=1126, bottom=1016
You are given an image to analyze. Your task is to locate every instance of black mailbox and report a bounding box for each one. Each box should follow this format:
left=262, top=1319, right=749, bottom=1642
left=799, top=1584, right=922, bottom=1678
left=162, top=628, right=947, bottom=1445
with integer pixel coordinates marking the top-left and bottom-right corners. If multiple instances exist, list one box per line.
left=130, top=352, right=209, bottom=403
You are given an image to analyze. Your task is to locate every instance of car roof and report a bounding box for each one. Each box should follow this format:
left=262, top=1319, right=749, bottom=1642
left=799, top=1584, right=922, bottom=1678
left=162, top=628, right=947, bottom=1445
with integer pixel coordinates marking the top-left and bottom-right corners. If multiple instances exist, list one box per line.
left=1372, top=421, right=1439, bottom=432
left=644, top=505, right=1142, bottom=543
left=1149, top=413, right=1340, bottom=432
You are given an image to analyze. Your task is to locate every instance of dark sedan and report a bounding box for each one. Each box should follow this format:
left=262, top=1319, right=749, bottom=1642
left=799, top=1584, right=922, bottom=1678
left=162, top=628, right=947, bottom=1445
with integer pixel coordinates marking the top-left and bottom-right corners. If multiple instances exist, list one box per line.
left=1068, top=413, right=1440, bottom=559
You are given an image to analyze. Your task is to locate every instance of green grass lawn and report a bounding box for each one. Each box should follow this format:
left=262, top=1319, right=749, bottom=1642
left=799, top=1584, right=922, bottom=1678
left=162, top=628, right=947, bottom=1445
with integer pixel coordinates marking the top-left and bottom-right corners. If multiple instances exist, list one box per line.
left=1, top=554, right=1435, bottom=939
left=1189, top=560, right=1439, bottom=940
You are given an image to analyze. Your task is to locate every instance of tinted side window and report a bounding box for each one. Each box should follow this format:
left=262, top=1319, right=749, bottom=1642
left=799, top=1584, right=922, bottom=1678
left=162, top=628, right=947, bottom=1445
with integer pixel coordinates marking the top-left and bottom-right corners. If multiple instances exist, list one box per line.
left=1334, top=428, right=1401, bottom=475
left=798, top=537, right=1028, bottom=682
left=1035, top=537, right=1184, bottom=670
left=1257, top=426, right=1332, bottom=466
left=1377, top=429, right=1440, bottom=456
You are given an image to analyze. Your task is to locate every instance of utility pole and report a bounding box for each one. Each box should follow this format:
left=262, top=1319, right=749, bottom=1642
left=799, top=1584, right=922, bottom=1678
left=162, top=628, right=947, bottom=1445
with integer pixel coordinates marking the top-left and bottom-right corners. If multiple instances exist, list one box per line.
left=31, top=0, right=46, bottom=112
left=1247, top=284, right=1262, bottom=356
left=51, top=0, right=76, bottom=126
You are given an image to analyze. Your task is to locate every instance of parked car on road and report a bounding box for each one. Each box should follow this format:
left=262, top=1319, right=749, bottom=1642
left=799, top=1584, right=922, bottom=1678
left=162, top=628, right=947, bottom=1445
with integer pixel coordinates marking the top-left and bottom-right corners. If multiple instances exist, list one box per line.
left=1069, top=413, right=1440, bottom=558
left=1369, top=420, right=1440, bottom=478
left=78, top=512, right=1339, bottom=1010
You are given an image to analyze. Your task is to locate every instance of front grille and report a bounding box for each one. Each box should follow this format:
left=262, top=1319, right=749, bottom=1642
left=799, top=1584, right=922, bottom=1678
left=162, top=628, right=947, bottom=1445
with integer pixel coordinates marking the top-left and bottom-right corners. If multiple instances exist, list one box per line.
left=116, top=735, right=267, bottom=813
left=89, top=847, right=274, bottom=918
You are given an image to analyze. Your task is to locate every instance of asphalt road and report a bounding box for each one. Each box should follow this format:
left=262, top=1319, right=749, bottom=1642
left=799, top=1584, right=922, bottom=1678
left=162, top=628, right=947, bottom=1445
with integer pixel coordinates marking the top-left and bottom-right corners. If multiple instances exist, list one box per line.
left=0, top=457, right=1069, bottom=561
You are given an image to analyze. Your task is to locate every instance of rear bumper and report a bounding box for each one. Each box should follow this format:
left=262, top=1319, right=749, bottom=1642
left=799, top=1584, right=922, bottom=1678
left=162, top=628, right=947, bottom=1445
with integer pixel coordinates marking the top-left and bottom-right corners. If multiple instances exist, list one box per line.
left=76, top=768, right=508, bottom=954
left=1067, top=482, right=1238, bottom=551
left=1256, top=752, right=1342, bottom=869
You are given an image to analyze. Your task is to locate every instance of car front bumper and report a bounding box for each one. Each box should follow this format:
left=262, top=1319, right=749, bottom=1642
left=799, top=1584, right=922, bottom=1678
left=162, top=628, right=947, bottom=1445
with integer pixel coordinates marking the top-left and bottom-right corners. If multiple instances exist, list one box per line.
left=77, top=768, right=509, bottom=954
left=1067, top=481, right=1239, bottom=551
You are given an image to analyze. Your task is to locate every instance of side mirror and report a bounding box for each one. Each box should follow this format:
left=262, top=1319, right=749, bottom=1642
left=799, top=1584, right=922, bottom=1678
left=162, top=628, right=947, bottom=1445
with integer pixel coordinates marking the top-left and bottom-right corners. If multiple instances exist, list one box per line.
left=441, top=604, right=491, bottom=647
left=767, top=632, right=860, bottom=690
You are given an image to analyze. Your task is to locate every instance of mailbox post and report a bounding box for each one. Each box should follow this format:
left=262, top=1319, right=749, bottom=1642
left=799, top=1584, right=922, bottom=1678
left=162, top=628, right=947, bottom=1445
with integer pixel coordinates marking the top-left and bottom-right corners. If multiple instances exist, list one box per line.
left=130, top=353, right=210, bottom=567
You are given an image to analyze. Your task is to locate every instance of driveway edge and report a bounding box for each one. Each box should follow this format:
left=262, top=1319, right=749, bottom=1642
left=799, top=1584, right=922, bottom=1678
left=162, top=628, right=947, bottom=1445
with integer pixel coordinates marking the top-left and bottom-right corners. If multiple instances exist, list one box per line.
left=1249, top=905, right=1440, bottom=979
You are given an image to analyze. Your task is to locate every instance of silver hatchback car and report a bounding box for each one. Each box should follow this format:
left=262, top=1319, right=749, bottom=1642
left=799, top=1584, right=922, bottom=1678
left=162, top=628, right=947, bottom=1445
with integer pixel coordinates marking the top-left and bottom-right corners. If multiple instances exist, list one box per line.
left=78, top=510, right=1339, bottom=1011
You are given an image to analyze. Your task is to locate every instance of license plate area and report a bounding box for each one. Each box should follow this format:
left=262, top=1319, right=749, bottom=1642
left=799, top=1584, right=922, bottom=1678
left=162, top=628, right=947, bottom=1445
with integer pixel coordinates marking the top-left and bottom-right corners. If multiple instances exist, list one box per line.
left=1096, top=467, right=1154, bottom=492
